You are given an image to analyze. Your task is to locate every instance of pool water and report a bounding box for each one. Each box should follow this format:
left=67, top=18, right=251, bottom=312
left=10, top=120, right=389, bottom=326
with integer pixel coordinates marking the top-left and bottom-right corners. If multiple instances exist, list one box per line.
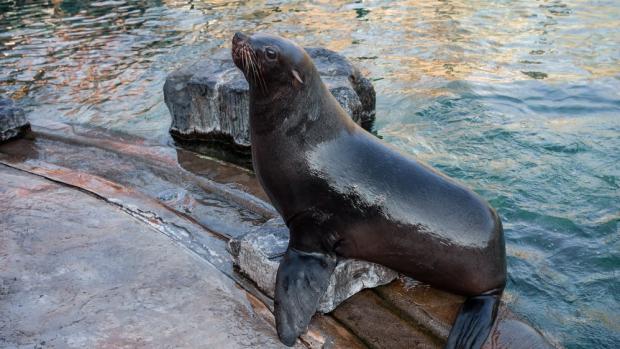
left=1, top=1, right=618, bottom=347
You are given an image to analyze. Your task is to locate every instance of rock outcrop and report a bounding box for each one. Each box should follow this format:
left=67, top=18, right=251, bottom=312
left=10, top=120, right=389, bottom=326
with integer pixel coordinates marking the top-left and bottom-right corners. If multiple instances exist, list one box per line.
left=0, top=98, right=30, bottom=142
left=164, top=48, right=375, bottom=165
left=228, top=218, right=397, bottom=313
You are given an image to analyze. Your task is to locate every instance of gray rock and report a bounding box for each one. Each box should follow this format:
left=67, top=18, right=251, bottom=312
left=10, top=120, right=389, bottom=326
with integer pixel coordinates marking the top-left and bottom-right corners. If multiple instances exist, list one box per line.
left=0, top=98, right=30, bottom=142
left=305, top=47, right=376, bottom=127
left=164, top=48, right=375, bottom=154
left=228, top=218, right=397, bottom=313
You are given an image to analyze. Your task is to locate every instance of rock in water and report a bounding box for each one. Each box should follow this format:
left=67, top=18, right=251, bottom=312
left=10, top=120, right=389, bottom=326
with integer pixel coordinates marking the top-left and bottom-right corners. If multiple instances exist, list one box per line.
left=305, top=47, right=376, bottom=128
left=0, top=98, right=30, bottom=143
left=228, top=218, right=397, bottom=313
left=164, top=48, right=375, bottom=166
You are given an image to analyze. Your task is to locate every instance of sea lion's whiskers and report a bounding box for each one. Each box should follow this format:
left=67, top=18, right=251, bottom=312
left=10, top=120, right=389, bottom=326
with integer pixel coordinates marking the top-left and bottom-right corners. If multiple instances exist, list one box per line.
left=242, top=48, right=252, bottom=76
left=241, top=49, right=250, bottom=76
left=243, top=49, right=258, bottom=89
left=243, top=49, right=259, bottom=87
left=244, top=49, right=258, bottom=83
left=252, top=58, right=267, bottom=94
left=247, top=52, right=265, bottom=94
left=240, top=49, right=249, bottom=72
left=249, top=49, right=268, bottom=93
left=243, top=50, right=249, bottom=76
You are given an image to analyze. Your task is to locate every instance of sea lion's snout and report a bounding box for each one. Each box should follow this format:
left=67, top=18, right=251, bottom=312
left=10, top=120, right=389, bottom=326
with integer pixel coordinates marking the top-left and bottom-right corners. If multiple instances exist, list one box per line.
left=232, top=32, right=249, bottom=46
left=232, top=32, right=251, bottom=69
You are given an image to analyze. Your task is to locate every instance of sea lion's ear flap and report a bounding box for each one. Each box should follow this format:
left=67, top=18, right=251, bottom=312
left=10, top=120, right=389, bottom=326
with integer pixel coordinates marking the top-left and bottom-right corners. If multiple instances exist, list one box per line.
left=291, top=69, right=304, bottom=85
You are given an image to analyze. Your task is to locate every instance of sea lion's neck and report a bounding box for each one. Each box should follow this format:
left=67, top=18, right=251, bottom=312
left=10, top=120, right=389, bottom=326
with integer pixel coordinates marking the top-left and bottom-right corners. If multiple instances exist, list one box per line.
left=249, top=69, right=337, bottom=137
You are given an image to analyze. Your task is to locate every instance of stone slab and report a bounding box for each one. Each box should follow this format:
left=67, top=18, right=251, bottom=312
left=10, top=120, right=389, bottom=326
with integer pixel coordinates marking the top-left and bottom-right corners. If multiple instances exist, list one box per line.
left=374, top=278, right=557, bottom=349
left=333, top=290, right=441, bottom=349
left=228, top=218, right=398, bottom=313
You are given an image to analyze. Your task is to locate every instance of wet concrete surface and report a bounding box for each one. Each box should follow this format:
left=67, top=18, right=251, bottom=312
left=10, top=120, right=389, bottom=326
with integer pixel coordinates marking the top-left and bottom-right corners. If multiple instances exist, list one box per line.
left=0, top=127, right=558, bottom=348
left=0, top=134, right=267, bottom=240
left=372, top=279, right=555, bottom=349
left=0, top=166, right=294, bottom=349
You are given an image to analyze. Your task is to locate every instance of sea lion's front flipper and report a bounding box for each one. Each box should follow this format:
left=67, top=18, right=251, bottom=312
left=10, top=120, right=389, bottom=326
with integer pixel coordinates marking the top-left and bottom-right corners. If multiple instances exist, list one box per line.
left=274, top=248, right=337, bottom=346
left=445, top=288, right=503, bottom=349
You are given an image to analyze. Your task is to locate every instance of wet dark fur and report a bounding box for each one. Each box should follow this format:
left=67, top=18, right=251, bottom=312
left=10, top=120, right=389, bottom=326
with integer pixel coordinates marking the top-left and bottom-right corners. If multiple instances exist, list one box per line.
left=232, top=32, right=507, bottom=348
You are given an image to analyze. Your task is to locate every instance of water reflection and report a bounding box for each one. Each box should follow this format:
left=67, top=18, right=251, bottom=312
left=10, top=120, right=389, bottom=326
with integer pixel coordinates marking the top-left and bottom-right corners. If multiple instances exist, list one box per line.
left=1, top=0, right=212, bottom=139
left=2, top=1, right=618, bottom=136
left=1, top=1, right=619, bottom=347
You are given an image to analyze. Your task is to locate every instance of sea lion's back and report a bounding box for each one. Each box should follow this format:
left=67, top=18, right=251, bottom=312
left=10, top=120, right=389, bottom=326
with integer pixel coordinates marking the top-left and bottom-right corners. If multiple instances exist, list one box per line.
left=307, top=128, right=499, bottom=248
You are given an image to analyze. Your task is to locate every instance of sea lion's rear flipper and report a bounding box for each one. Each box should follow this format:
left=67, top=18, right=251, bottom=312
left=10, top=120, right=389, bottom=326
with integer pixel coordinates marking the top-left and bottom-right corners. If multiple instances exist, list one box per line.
left=274, top=248, right=337, bottom=346
left=445, top=288, right=503, bottom=349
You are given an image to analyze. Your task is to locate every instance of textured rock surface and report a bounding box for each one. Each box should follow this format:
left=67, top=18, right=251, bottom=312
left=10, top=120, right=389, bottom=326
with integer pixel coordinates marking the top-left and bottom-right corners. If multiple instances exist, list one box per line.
left=227, top=218, right=289, bottom=298
left=0, top=166, right=297, bottom=349
left=228, top=218, right=397, bottom=313
left=0, top=98, right=30, bottom=142
left=164, top=48, right=376, bottom=152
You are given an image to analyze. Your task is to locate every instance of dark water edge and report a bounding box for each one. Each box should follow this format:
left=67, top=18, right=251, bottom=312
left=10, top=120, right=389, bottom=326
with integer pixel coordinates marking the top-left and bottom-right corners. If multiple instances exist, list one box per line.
left=1, top=1, right=619, bottom=347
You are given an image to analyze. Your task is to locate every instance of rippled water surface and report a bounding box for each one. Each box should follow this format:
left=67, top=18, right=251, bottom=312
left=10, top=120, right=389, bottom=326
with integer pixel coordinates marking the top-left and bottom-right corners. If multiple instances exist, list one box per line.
left=1, top=1, right=618, bottom=347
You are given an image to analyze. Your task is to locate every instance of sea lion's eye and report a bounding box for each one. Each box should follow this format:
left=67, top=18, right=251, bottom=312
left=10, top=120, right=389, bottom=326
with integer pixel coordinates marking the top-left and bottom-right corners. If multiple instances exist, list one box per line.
left=265, top=47, right=278, bottom=60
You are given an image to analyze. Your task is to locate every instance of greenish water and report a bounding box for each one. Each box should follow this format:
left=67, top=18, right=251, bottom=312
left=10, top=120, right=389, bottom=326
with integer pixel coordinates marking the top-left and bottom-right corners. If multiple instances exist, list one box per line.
left=1, top=1, right=618, bottom=347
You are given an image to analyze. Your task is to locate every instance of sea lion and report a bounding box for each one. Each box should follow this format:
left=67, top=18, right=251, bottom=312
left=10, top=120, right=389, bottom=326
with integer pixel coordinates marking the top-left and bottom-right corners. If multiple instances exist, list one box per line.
left=231, top=32, right=507, bottom=349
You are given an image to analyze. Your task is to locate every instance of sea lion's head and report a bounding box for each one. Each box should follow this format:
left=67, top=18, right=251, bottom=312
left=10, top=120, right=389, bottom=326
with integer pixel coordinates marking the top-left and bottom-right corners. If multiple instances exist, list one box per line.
left=232, top=32, right=313, bottom=99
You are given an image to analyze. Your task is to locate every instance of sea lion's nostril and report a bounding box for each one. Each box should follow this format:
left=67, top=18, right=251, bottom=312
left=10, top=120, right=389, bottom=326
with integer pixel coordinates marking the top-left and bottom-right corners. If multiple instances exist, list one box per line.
left=233, top=32, right=249, bottom=46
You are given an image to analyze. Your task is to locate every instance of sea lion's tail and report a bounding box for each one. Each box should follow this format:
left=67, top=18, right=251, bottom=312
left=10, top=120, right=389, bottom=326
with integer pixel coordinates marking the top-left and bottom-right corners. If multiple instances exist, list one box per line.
left=445, top=288, right=503, bottom=349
